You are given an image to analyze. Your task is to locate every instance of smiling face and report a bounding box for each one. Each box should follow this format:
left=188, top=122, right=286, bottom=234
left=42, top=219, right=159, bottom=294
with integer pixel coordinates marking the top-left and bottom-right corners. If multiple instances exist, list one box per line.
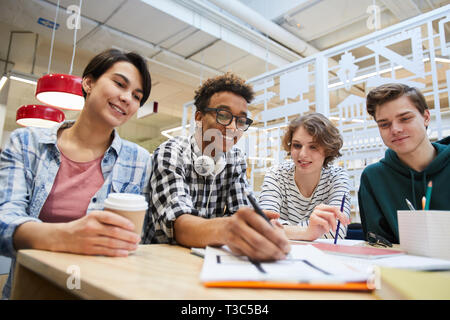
left=196, top=91, right=247, bottom=154
left=375, top=95, right=430, bottom=157
left=290, top=126, right=326, bottom=175
left=82, top=61, right=143, bottom=128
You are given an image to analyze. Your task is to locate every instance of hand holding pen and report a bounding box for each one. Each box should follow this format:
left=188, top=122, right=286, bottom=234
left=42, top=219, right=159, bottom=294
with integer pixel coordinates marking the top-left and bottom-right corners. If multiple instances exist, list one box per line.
left=221, top=189, right=290, bottom=261
left=304, top=202, right=350, bottom=242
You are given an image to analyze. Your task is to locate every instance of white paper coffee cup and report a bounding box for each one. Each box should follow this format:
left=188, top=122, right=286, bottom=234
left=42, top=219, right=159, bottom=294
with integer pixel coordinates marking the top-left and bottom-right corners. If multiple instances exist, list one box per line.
left=104, top=193, right=148, bottom=235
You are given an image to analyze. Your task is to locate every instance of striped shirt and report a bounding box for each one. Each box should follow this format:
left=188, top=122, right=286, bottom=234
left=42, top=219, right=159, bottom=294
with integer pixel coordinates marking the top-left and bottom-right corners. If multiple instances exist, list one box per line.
left=258, top=160, right=351, bottom=239
left=0, top=121, right=152, bottom=299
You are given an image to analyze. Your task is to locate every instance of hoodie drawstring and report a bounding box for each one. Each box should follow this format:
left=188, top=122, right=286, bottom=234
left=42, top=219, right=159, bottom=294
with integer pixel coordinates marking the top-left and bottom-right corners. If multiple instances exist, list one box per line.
left=422, top=173, right=428, bottom=209
left=410, top=171, right=416, bottom=207
left=409, top=170, right=428, bottom=209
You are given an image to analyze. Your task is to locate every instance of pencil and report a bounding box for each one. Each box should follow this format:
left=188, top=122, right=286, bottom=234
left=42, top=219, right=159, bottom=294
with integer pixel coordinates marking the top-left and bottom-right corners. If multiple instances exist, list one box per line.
left=334, top=194, right=346, bottom=245
left=424, top=181, right=432, bottom=210
left=422, top=196, right=426, bottom=210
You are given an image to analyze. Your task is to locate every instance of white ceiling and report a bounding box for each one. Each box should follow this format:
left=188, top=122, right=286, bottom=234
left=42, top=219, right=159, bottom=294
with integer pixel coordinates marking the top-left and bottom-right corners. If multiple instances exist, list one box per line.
left=0, top=0, right=449, bottom=151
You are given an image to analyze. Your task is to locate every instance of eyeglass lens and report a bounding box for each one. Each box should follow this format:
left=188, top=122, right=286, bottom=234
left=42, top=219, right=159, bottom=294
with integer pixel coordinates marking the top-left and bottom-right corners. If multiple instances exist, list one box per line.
left=216, top=109, right=250, bottom=130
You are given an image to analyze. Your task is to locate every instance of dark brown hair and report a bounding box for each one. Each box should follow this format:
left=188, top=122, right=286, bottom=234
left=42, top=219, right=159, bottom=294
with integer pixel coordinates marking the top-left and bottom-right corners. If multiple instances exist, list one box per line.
left=282, top=113, right=343, bottom=168
left=82, top=48, right=151, bottom=106
left=366, top=83, right=428, bottom=119
left=194, top=72, right=254, bottom=113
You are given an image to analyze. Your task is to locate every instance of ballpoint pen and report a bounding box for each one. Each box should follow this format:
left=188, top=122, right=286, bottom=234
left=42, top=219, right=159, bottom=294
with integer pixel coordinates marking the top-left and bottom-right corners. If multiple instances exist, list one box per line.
left=405, top=198, right=415, bottom=211
left=244, top=189, right=287, bottom=262
left=243, top=189, right=272, bottom=226
left=334, top=194, right=346, bottom=245
left=244, top=189, right=293, bottom=260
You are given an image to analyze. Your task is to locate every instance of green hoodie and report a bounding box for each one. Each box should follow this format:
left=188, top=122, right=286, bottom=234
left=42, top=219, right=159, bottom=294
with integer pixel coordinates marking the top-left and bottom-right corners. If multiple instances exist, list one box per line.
left=358, top=137, right=450, bottom=244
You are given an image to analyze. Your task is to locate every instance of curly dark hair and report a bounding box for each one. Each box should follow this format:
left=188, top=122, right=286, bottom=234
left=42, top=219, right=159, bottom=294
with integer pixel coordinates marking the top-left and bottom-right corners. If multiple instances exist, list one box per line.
left=366, top=83, right=428, bottom=120
left=282, top=113, right=343, bottom=168
left=194, top=72, right=254, bottom=113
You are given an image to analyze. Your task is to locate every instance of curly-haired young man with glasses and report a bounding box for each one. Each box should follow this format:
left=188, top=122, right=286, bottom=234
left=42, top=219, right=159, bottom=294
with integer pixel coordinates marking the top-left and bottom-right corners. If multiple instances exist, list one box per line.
left=142, top=73, right=290, bottom=261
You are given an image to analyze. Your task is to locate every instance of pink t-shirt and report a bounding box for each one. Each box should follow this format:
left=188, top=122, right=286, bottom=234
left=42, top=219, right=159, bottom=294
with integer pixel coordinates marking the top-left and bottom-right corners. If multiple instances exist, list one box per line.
left=39, top=152, right=105, bottom=223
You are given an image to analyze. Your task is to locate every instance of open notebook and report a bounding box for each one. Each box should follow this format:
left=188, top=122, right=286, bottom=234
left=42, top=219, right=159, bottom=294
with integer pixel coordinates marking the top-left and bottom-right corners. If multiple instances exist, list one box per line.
left=200, top=245, right=372, bottom=291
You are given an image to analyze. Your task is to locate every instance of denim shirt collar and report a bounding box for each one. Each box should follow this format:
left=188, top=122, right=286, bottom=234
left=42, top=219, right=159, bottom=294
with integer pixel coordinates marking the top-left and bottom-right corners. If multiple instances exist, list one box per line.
left=37, top=120, right=123, bottom=155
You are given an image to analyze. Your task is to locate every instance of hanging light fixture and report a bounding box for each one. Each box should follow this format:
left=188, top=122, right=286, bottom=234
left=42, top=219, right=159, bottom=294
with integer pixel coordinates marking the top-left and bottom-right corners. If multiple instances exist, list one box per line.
left=16, top=104, right=65, bottom=128
left=36, top=73, right=83, bottom=110
left=35, top=0, right=84, bottom=110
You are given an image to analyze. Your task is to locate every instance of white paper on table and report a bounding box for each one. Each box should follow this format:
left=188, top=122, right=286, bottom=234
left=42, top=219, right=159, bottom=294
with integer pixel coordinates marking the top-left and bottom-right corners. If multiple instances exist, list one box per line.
left=333, top=253, right=450, bottom=273
left=313, top=239, right=365, bottom=246
left=200, top=245, right=369, bottom=284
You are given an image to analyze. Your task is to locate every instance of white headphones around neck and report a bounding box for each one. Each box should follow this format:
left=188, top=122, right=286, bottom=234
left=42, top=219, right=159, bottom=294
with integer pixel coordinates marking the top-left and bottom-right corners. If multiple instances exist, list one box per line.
left=192, top=153, right=225, bottom=215
left=193, top=120, right=226, bottom=177
left=192, top=122, right=227, bottom=215
left=193, top=153, right=226, bottom=177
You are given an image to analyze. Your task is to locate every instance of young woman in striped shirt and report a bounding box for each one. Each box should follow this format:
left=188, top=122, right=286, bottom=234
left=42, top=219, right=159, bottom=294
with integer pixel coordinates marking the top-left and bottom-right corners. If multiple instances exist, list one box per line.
left=259, top=113, right=351, bottom=241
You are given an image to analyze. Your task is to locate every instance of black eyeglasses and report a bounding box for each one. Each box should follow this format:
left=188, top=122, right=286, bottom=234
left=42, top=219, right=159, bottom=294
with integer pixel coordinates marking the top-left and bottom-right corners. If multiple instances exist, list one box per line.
left=367, top=232, right=393, bottom=248
left=204, top=107, right=253, bottom=131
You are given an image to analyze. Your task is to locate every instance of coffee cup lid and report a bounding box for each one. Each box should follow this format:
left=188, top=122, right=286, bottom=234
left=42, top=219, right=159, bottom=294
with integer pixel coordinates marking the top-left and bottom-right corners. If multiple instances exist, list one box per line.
left=104, top=193, right=148, bottom=211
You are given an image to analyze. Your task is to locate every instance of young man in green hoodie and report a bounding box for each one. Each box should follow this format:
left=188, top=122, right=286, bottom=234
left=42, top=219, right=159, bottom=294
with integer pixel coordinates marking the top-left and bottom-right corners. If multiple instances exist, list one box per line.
left=358, top=83, right=450, bottom=244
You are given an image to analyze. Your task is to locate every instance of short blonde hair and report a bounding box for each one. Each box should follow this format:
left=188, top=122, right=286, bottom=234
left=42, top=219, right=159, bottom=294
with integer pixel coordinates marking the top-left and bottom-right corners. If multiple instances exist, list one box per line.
left=282, top=113, right=343, bottom=168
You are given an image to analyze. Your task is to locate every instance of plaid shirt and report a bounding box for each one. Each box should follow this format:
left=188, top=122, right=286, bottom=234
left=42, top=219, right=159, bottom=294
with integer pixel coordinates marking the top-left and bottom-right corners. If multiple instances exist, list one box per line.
left=142, top=135, right=250, bottom=244
left=0, top=121, right=151, bottom=299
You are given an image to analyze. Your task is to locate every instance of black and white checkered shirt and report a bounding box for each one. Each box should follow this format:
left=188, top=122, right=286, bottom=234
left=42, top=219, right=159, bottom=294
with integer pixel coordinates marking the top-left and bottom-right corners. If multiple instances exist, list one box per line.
left=142, top=135, right=250, bottom=244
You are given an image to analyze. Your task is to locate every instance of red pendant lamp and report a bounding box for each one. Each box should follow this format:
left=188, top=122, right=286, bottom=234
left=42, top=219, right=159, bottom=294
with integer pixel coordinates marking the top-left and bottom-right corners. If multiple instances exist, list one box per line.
left=34, top=0, right=84, bottom=111
left=35, top=73, right=83, bottom=110
left=16, top=104, right=65, bottom=128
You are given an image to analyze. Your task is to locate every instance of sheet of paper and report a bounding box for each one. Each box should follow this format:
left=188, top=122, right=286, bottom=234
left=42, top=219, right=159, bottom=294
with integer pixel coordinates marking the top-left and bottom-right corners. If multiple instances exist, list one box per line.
left=190, top=247, right=206, bottom=258
left=293, top=242, right=405, bottom=259
left=290, top=239, right=365, bottom=246
left=333, top=253, right=450, bottom=272
left=200, top=245, right=369, bottom=284
left=314, top=239, right=365, bottom=246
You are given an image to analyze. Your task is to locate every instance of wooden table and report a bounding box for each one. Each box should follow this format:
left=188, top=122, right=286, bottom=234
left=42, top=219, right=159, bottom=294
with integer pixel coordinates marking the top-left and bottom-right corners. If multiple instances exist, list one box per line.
left=10, top=244, right=375, bottom=300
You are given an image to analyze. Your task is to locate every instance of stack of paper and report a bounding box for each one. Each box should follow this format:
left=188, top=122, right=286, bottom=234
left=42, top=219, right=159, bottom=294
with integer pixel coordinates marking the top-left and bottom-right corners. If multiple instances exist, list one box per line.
left=200, top=245, right=371, bottom=291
